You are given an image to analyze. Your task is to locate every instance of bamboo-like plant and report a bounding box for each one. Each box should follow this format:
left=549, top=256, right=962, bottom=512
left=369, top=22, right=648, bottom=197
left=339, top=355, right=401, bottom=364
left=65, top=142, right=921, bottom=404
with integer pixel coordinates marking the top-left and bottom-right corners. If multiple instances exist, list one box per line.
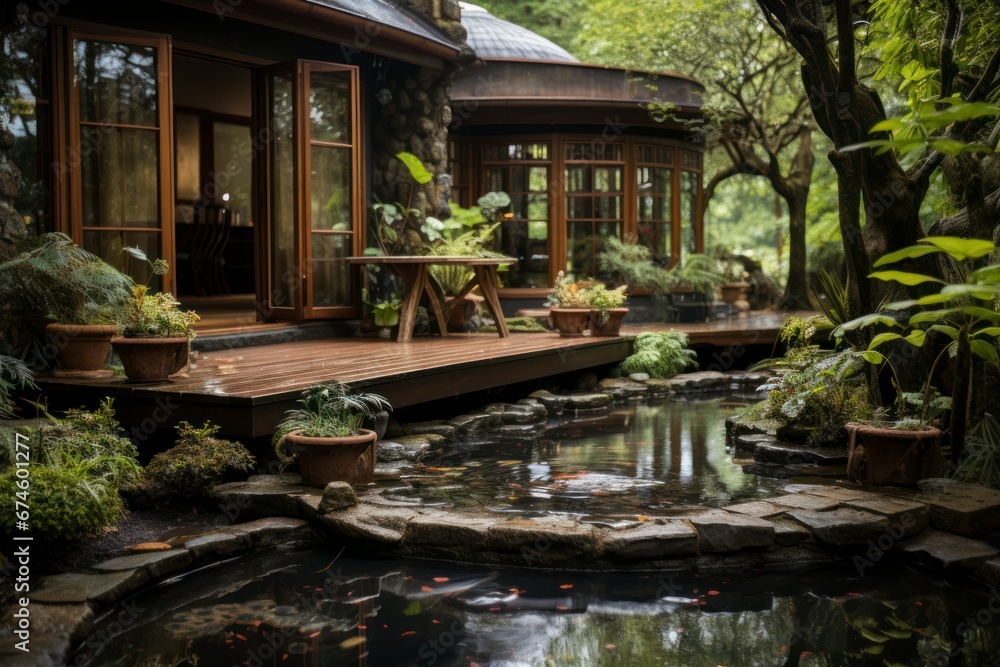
left=273, top=382, right=391, bottom=442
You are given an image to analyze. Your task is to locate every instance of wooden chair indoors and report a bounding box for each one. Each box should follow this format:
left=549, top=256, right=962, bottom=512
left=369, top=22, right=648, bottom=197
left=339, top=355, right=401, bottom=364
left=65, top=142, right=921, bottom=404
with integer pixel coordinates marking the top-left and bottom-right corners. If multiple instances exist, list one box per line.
left=188, top=204, right=234, bottom=296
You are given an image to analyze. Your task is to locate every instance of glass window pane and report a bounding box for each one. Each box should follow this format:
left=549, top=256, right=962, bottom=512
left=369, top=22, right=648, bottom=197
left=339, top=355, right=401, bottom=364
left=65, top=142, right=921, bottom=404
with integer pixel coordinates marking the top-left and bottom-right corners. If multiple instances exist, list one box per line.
left=681, top=171, right=700, bottom=253
left=84, top=230, right=162, bottom=291
left=594, top=167, right=621, bottom=192
left=311, top=146, right=351, bottom=231
left=639, top=221, right=671, bottom=265
left=567, top=222, right=594, bottom=277
left=213, top=122, right=253, bottom=224
left=565, top=166, right=591, bottom=193
left=566, top=196, right=592, bottom=219
left=80, top=127, right=159, bottom=228
left=309, top=71, right=350, bottom=144
left=311, top=233, right=351, bottom=307
left=594, top=196, right=621, bottom=219
left=500, top=221, right=548, bottom=288
left=175, top=113, right=200, bottom=201
left=75, top=40, right=157, bottom=126
left=270, top=72, right=296, bottom=308
left=485, top=167, right=507, bottom=193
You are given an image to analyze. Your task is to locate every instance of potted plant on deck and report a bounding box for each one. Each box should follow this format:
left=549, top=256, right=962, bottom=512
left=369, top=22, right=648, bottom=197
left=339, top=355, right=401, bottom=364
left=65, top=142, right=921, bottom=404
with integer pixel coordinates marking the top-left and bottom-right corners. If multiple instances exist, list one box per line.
left=835, top=236, right=1000, bottom=484
left=666, top=254, right=727, bottom=323
left=273, top=382, right=392, bottom=487
left=111, top=252, right=199, bottom=383
left=587, top=283, right=629, bottom=336
left=545, top=271, right=595, bottom=336
left=0, top=233, right=134, bottom=377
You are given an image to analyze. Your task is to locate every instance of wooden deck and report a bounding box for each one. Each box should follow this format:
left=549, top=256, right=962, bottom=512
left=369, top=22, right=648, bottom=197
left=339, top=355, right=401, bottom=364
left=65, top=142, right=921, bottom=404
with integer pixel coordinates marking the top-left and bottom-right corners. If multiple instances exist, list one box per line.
left=35, top=311, right=797, bottom=440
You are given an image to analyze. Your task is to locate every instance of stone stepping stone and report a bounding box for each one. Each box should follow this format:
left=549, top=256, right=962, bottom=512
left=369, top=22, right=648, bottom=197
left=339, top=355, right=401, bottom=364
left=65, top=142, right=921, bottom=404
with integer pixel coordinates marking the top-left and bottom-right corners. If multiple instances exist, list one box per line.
left=753, top=441, right=847, bottom=466
left=899, top=529, right=999, bottom=568
left=446, top=411, right=502, bottom=436
left=842, top=496, right=929, bottom=537
left=183, top=531, right=252, bottom=558
left=725, top=500, right=786, bottom=518
left=780, top=483, right=878, bottom=502
left=675, top=510, right=775, bottom=552
left=402, top=420, right=457, bottom=441
left=785, top=508, right=891, bottom=546
left=907, top=478, right=1000, bottom=537
left=219, top=517, right=311, bottom=547
left=32, top=570, right=149, bottom=605
left=733, top=433, right=780, bottom=459
left=603, top=520, right=699, bottom=559
left=377, top=434, right=445, bottom=462
left=0, top=603, right=93, bottom=644
left=212, top=475, right=320, bottom=518
left=92, top=549, right=193, bottom=578
left=767, top=494, right=842, bottom=512
left=596, top=377, right=650, bottom=399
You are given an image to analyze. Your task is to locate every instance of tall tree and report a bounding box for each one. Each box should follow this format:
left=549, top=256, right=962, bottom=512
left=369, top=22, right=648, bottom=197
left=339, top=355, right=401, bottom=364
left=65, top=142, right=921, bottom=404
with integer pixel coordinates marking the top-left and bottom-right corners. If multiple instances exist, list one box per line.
left=754, top=0, right=1000, bottom=320
left=575, top=0, right=818, bottom=308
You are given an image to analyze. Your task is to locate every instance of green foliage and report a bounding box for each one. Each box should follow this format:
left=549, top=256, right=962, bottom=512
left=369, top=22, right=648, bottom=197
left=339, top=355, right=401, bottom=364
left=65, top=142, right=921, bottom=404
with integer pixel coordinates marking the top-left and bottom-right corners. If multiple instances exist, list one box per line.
left=837, top=237, right=1000, bottom=408
left=0, top=232, right=134, bottom=325
left=587, top=283, right=629, bottom=315
left=119, top=285, right=200, bottom=338
left=473, top=0, right=586, bottom=54
left=619, top=331, right=698, bottom=379
left=757, top=350, right=873, bottom=447
left=273, top=382, right=391, bottom=454
left=545, top=271, right=595, bottom=308
left=144, top=421, right=255, bottom=498
left=491, top=316, right=549, bottom=333
left=0, top=355, right=35, bottom=419
left=0, top=466, right=124, bottom=542
left=0, top=399, right=140, bottom=541
left=812, top=269, right=850, bottom=328
left=597, top=236, right=725, bottom=296
left=953, top=413, right=1000, bottom=489
left=395, top=152, right=433, bottom=184
left=423, top=194, right=510, bottom=295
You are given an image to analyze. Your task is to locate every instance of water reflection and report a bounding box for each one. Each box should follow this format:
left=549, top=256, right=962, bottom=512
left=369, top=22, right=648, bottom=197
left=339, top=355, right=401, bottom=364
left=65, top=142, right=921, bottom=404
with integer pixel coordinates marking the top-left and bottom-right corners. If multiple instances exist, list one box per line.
left=76, top=545, right=1000, bottom=666
left=384, top=396, right=782, bottom=518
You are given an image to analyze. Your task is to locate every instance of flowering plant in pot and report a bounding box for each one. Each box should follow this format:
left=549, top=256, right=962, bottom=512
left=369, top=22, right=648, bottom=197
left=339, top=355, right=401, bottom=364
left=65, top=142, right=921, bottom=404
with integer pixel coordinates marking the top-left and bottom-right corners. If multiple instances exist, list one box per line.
left=545, top=271, right=595, bottom=336
left=0, top=232, right=134, bottom=377
left=587, top=283, right=629, bottom=336
left=273, top=382, right=391, bottom=487
left=834, top=236, right=1000, bottom=484
left=111, top=251, right=199, bottom=383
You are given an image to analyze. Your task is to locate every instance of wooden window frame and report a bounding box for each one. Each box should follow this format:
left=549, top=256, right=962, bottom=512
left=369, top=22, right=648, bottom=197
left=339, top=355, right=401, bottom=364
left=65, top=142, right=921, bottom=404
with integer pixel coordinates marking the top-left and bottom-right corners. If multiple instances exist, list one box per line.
left=64, top=28, right=175, bottom=293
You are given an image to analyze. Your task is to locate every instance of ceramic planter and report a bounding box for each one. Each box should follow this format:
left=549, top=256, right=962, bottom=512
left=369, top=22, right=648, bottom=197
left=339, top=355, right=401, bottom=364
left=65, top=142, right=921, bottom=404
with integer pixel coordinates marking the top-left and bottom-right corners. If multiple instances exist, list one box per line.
left=720, top=282, right=750, bottom=303
left=588, top=308, right=629, bottom=336
left=111, top=336, right=189, bottom=383
left=548, top=307, right=591, bottom=337
left=845, top=422, right=945, bottom=485
left=45, top=323, right=118, bottom=378
left=446, top=294, right=484, bottom=332
left=285, top=428, right=378, bottom=487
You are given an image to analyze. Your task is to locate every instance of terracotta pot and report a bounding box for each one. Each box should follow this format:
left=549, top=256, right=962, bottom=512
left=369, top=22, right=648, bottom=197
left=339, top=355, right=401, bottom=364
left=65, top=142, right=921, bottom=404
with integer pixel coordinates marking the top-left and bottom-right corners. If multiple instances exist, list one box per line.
left=45, top=323, right=118, bottom=375
left=548, top=307, right=591, bottom=337
left=845, top=422, right=945, bottom=485
left=446, top=294, right=484, bottom=332
left=720, top=282, right=750, bottom=303
left=588, top=308, right=629, bottom=336
left=285, top=428, right=378, bottom=487
left=111, top=337, right=189, bottom=383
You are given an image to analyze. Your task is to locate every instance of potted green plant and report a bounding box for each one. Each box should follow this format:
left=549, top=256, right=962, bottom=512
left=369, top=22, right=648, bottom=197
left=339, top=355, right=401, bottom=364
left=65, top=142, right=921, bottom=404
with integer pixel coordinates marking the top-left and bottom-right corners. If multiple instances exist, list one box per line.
left=717, top=258, right=751, bottom=304
left=545, top=271, right=595, bottom=336
left=834, top=236, right=1000, bottom=483
left=587, top=283, right=629, bottom=336
left=111, top=251, right=199, bottom=383
left=273, top=382, right=391, bottom=487
left=0, top=233, right=134, bottom=377
left=666, top=254, right=727, bottom=323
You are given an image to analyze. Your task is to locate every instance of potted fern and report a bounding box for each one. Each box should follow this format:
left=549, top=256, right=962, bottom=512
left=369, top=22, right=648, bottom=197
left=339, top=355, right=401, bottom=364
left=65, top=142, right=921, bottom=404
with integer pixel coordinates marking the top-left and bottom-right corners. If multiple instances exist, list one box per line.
left=0, top=233, right=133, bottom=377
left=273, top=382, right=391, bottom=487
left=111, top=251, right=199, bottom=382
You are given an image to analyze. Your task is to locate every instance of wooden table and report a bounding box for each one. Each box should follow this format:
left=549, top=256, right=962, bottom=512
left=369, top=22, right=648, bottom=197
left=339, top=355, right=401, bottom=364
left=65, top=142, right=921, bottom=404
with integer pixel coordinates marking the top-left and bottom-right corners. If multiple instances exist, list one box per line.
left=345, top=255, right=515, bottom=342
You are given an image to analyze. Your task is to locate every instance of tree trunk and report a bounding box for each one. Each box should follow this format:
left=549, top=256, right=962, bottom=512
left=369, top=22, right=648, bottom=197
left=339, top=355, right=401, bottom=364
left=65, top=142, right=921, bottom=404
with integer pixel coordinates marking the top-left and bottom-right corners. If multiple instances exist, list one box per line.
left=781, top=193, right=813, bottom=309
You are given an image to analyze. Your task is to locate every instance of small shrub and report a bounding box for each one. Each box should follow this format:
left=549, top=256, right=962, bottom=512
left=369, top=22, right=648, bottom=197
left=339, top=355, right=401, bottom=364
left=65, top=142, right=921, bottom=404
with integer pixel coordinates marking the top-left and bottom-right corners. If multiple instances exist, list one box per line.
left=954, top=413, right=1000, bottom=489
left=620, top=331, right=698, bottom=378
left=144, top=421, right=255, bottom=498
left=0, top=466, right=124, bottom=541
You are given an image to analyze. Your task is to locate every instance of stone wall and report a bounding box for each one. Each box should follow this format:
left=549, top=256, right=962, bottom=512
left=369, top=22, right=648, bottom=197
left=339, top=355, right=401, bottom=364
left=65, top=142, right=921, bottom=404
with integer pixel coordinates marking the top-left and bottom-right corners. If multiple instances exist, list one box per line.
left=368, top=0, right=473, bottom=250
left=0, top=119, right=25, bottom=243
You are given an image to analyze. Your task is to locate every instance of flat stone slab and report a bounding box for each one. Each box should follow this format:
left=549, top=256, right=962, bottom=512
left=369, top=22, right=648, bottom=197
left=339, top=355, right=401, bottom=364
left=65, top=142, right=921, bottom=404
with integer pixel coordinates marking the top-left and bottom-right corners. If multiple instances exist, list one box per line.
left=734, top=433, right=780, bottom=459
left=899, top=529, right=999, bottom=568
left=486, top=518, right=599, bottom=559
left=781, top=483, right=879, bottom=502
left=183, top=531, right=251, bottom=558
left=659, top=371, right=728, bottom=392
left=768, top=494, right=842, bottom=511
left=680, top=510, right=775, bottom=552
left=446, top=412, right=502, bottom=435
left=725, top=500, right=786, bottom=518
left=754, top=442, right=847, bottom=466
left=488, top=402, right=548, bottom=425
left=0, top=633, right=71, bottom=664
left=0, top=603, right=93, bottom=643
left=842, top=496, right=929, bottom=537
left=221, top=517, right=311, bottom=546
left=785, top=508, right=890, bottom=546
left=32, top=570, right=148, bottom=604
left=213, top=475, right=320, bottom=518
left=769, top=517, right=814, bottom=547
left=596, top=377, right=650, bottom=398
left=603, top=520, right=698, bottom=559
left=402, top=420, right=457, bottom=441
left=404, top=514, right=493, bottom=546
left=528, top=389, right=611, bottom=412
left=92, top=549, right=193, bottom=578
left=377, top=434, right=446, bottom=462
left=909, top=478, right=1000, bottom=537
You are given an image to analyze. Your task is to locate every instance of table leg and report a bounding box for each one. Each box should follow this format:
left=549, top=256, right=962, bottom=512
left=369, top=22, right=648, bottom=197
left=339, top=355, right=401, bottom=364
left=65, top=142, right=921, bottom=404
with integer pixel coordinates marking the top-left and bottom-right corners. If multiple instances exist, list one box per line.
left=424, top=272, right=450, bottom=337
left=474, top=265, right=509, bottom=338
left=396, top=265, right=425, bottom=343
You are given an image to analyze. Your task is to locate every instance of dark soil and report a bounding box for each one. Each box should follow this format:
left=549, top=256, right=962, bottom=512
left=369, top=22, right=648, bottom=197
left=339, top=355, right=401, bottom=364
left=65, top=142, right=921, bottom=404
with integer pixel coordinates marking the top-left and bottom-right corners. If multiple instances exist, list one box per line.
left=32, top=507, right=230, bottom=574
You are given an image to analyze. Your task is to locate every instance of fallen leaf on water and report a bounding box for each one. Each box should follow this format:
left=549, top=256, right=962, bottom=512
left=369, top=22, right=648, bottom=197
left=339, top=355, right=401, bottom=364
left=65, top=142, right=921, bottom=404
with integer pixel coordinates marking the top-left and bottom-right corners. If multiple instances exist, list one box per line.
left=420, top=586, right=434, bottom=592
left=339, top=637, right=366, bottom=649
left=559, top=584, right=573, bottom=590
left=401, top=631, right=416, bottom=637
left=433, top=577, right=450, bottom=583
left=708, top=590, right=720, bottom=596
